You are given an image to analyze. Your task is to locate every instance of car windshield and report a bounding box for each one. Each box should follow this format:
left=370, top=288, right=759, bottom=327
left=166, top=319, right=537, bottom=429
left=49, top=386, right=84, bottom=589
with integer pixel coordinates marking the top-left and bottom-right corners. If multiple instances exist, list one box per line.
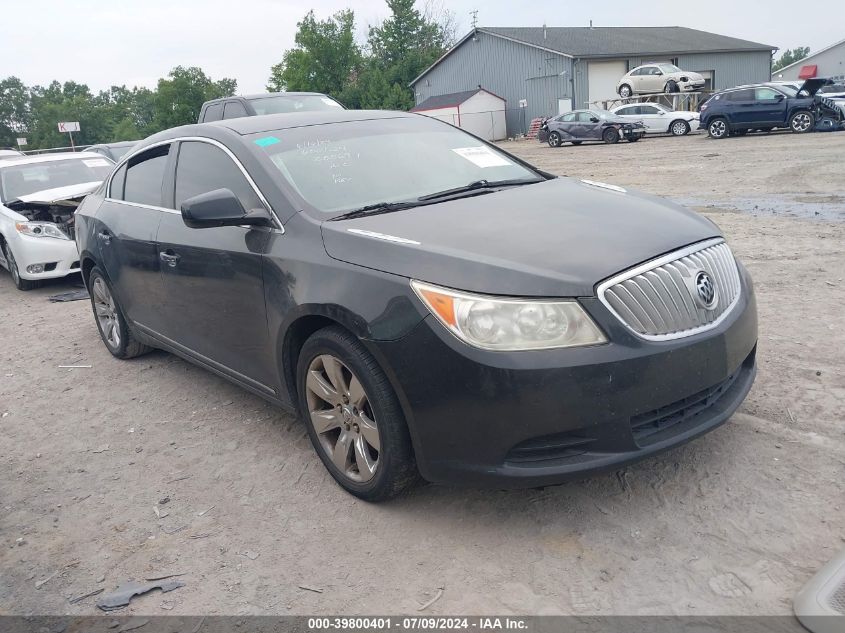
left=249, top=117, right=542, bottom=215
left=659, top=64, right=682, bottom=73
left=776, top=85, right=799, bottom=97
left=0, top=157, right=113, bottom=202
left=249, top=95, right=344, bottom=115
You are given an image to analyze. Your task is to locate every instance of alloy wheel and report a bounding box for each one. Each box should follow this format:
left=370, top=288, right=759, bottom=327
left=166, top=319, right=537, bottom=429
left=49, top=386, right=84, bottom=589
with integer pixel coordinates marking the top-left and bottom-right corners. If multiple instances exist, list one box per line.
left=619, top=85, right=631, bottom=98
left=792, top=112, right=812, bottom=132
left=5, top=245, right=20, bottom=284
left=709, top=120, right=727, bottom=138
left=305, top=354, right=380, bottom=483
left=671, top=120, right=688, bottom=136
left=92, top=276, right=121, bottom=349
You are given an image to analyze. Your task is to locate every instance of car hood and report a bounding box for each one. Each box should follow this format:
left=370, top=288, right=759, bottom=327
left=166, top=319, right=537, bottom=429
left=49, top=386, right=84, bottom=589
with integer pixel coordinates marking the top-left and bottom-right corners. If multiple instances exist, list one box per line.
left=7, top=181, right=101, bottom=207
left=800, top=77, right=833, bottom=96
left=321, top=178, right=721, bottom=297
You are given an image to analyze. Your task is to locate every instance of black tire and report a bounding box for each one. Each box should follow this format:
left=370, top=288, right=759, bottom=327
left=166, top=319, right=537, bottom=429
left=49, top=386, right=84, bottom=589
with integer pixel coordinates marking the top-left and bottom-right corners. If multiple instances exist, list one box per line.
left=618, top=84, right=632, bottom=98
left=88, top=266, right=152, bottom=359
left=664, top=80, right=679, bottom=93
left=602, top=127, right=620, bottom=144
left=2, top=242, right=40, bottom=291
left=296, top=325, right=419, bottom=501
left=547, top=131, right=562, bottom=148
left=571, top=140, right=583, bottom=145
left=669, top=119, right=690, bottom=136
left=789, top=110, right=814, bottom=133
left=707, top=117, right=729, bottom=139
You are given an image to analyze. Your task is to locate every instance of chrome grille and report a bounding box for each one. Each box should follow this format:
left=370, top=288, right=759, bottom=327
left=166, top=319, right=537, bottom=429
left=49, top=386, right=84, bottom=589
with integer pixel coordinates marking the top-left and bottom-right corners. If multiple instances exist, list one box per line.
left=598, top=239, right=741, bottom=340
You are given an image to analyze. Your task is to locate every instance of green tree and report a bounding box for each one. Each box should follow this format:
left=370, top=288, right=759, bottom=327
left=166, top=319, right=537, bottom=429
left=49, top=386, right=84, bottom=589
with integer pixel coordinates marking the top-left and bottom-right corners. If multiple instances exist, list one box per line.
left=773, top=47, right=811, bottom=72
left=0, top=77, right=30, bottom=147
left=267, top=9, right=361, bottom=98
left=154, top=66, right=236, bottom=129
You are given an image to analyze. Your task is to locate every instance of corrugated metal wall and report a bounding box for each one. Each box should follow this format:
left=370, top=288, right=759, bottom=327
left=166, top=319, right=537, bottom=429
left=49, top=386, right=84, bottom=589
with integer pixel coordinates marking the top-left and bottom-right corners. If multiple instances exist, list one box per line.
left=775, top=43, right=845, bottom=81
left=411, top=32, right=573, bottom=135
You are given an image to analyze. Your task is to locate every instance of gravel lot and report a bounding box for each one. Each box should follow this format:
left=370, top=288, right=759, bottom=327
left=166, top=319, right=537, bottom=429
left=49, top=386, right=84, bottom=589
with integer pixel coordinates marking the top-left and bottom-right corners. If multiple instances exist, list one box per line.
left=2, top=131, right=844, bottom=617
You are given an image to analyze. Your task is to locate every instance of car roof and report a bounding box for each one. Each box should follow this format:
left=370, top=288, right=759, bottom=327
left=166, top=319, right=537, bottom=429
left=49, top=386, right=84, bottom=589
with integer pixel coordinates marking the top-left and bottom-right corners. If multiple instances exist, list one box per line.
left=204, top=92, right=330, bottom=105
left=0, top=151, right=107, bottom=168
left=202, top=109, right=415, bottom=135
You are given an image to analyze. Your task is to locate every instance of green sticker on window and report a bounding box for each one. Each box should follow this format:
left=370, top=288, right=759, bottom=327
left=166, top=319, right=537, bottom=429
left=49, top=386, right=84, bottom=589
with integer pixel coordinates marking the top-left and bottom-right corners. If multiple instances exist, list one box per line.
left=254, top=136, right=280, bottom=147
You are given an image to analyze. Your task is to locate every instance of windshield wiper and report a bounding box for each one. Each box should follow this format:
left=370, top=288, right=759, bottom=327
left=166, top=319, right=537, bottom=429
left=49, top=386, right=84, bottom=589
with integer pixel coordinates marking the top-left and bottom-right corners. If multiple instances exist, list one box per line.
left=330, top=200, right=422, bottom=221
left=417, top=178, right=541, bottom=201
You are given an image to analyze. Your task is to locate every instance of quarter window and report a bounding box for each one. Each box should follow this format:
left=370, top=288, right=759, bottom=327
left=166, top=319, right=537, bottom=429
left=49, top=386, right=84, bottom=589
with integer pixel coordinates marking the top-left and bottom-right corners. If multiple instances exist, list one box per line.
left=174, top=141, right=263, bottom=213
left=123, top=145, right=170, bottom=207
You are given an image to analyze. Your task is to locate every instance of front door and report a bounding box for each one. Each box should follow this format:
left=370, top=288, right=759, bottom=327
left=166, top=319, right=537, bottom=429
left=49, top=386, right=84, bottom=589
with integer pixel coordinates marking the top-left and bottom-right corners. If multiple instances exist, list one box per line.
left=637, top=105, right=668, bottom=132
left=155, top=139, right=277, bottom=392
left=95, top=144, right=172, bottom=332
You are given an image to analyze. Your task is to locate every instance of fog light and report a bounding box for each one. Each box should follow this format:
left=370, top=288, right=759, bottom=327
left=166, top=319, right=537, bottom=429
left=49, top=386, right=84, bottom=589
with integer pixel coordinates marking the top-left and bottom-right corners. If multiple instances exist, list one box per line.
left=26, top=264, right=44, bottom=274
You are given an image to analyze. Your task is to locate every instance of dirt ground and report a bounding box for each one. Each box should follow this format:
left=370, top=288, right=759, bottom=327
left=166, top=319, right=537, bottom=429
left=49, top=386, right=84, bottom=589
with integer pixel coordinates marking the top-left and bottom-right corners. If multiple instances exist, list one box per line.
left=1, top=131, right=844, bottom=617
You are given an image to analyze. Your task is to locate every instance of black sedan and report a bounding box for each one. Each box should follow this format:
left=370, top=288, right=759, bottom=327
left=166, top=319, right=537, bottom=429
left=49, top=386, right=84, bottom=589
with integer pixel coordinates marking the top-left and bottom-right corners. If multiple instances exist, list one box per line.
left=75, top=110, right=757, bottom=500
left=540, top=109, right=647, bottom=146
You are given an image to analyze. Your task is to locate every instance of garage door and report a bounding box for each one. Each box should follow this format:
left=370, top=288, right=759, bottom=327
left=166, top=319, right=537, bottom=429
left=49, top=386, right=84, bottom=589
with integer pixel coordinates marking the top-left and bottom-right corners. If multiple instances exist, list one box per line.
left=588, top=60, right=627, bottom=104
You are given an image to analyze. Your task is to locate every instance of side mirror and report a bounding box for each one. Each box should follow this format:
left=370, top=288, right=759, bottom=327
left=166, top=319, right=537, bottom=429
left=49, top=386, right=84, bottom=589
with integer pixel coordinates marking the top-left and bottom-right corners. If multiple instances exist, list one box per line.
left=181, top=188, right=273, bottom=229
left=658, top=110, right=666, bottom=115
left=775, top=94, right=785, bottom=101
left=590, top=117, right=600, bottom=123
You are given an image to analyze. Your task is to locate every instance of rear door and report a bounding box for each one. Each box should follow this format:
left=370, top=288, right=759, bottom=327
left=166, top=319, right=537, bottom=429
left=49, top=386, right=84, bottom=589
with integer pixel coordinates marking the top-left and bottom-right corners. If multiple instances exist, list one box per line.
left=155, top=139, right=277, bottom=392
left=95, top=144, right=172, bottom=332
left=724, top=88, right=757, bottom=126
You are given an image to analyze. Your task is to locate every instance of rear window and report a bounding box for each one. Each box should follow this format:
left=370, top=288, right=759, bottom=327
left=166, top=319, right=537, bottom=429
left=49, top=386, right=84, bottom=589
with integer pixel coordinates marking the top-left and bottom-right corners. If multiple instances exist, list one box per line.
left=249, top=95, right=344, bottom=115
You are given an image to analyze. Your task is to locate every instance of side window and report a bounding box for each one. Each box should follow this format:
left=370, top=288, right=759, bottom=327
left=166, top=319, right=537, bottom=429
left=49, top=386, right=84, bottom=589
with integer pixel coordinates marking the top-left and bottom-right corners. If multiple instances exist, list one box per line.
left=203, top=102, right=223, bottom=122
left=109, top=164, right=126, bottom=199
left=630, top=68, right=644, bottom=76
left=727, top=89, right=754, bottom=102
left=560, top=113, right=577, bottom=122
left=577, top=112, right=596, bottom=122
left=641, top=106, right=660, bottom=114
left=755, top=88, right=781, bottom=101
left=174, top=141, right=263, bottom=213
left=123, top=145, right=170, bottom=207
left=222, top=100, right=248, bottom=120
left=616, top=107, right=634, bottom=115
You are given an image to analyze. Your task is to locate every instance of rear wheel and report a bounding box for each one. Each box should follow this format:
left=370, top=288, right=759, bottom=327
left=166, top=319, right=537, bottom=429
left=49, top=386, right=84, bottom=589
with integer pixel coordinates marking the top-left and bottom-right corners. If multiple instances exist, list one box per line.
left=618, top=84, right=632, bottom=98
left=88, top=267, right=151, bottom=359
left=790, top=110, right=814, bottom=133
left=708, top=118, right=729, bottom=139
left=602, top=127, right=620, bottom=144
left=2, top=242, right=40, bottom=291
left=297, top=326, right=419, bottom=501
left=670, top=119, right=690, bottom=136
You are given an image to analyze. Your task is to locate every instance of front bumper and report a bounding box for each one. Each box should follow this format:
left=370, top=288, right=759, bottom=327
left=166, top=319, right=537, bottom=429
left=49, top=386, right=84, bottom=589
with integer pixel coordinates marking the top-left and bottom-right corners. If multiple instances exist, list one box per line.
left=682, top=81, right=706, bottom=92
left=370, top=266, right=758, bottom=488
left=11, top=234, right=80, bottom=280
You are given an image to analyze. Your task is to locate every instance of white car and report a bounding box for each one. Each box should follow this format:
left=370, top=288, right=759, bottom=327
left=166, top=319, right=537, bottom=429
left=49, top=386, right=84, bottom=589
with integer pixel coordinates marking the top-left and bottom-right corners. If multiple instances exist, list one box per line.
left=0, top=152, right=113, bottom=290
left=617, top=63, right=705, bottom=98
left=610, top=102, right=700, bottom=136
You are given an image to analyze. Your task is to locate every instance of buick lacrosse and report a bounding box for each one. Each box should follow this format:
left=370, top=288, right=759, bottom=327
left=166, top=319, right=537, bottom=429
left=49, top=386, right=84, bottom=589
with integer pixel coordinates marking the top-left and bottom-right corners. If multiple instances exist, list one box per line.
left=76, top=110, right=757, bottom=500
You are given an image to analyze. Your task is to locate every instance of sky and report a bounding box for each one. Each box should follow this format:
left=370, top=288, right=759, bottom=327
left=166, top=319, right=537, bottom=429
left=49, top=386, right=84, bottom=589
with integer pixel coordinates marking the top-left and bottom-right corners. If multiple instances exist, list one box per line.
left=1, top=0, right=840, bottom=94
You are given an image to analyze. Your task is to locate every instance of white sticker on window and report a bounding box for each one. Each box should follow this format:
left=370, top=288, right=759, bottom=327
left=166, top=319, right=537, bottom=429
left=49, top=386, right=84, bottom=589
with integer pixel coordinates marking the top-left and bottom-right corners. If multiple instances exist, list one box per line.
left=83, top=159, right=111, bottom=168
left=321, top=98, right=342, bottom=108
left=451, top=146, right=511, bottom=168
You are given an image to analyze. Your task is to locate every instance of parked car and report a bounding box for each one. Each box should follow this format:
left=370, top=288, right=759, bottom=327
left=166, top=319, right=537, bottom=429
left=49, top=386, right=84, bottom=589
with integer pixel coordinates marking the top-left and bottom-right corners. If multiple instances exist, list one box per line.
left=540, top=109, right=647, bottom=146
left=0, top=148, right=24, bottom=161
left=617, top=63, right=705, bottom=98
left=610, top=102, right=699, bottom=136
left=85, top=141, right=138, bottom=162
left=198, top=92, right=345, bottom=123
left=75, top=110, right=757, bottom=500
left=700, top=79, right=832, bottom=138
left=0, top=152, right=114, bottom=290
left=818, top=83, right=845, bottom=98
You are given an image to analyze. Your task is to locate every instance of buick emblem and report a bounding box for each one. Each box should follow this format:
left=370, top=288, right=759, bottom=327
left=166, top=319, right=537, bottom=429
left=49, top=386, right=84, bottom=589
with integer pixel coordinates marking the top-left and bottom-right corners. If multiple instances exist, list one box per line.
left=694, top=270, right=717, bottom=309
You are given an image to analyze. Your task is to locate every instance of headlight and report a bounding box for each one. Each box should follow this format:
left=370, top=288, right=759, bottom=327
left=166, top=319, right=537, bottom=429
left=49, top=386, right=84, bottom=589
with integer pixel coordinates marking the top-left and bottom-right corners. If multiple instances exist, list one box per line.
left=15, top=222, right=70, bottom=240
left=411, top=280, right=607, bottom=351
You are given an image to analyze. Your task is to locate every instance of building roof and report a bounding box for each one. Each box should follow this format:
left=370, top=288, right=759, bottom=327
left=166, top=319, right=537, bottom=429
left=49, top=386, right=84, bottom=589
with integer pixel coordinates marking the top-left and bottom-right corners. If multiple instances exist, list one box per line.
left=410, top=88, right=502, bottom=112
left=775, top=38, right=845, bottom=74
left=411, top=26, right=776, bottom=86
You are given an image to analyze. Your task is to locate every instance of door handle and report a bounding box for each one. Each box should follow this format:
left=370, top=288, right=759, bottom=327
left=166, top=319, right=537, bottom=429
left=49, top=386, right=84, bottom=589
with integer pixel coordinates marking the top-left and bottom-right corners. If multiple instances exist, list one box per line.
left=97, top=231, right=112, bottom=245
left=159, top=251, right=181, bottom=268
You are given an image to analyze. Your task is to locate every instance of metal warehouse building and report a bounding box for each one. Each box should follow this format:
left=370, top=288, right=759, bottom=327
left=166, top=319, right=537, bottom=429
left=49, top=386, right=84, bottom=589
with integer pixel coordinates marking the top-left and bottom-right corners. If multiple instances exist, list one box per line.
left=411, top=26, right=776, bottom=136
left=774, top=38, right=845, bottom=83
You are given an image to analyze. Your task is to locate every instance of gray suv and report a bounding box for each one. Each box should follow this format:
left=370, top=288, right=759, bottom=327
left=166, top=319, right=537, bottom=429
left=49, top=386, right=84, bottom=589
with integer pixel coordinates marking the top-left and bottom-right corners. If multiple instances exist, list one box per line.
left=198, top=92, right=345, bottom=122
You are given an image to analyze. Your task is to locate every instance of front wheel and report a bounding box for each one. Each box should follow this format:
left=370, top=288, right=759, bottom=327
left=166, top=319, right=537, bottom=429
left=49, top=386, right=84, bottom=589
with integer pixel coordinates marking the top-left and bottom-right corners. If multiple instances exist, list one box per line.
left=670, top=119, right=690, bottom=136
left=602, top=127, right=620, bottom=144
left=297, top=325, right=419, bottom=501
left=664, top=80, right=679, bottom=93
left=708, top=118, right=729, bottom=139
left=547, top=131, right=562, bottom=147
left=2, top=242, right=40, bottom=291
left=790, top=110, right=814, bottom=133
left=88, top=267, right=152, bottom=359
